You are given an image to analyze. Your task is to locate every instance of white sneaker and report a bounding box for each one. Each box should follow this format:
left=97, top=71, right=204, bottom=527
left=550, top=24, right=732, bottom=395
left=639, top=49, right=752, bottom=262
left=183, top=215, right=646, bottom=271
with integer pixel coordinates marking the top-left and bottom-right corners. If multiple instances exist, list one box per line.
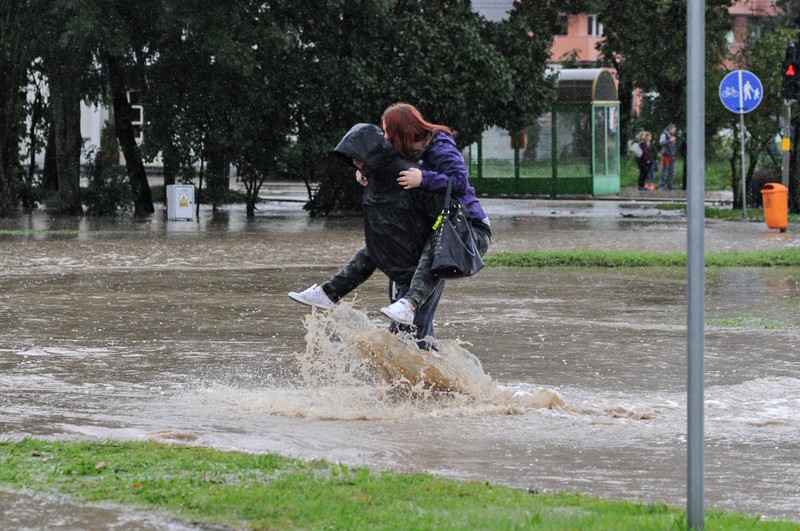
left=288, top=284, right=334, bottom=310
left=380, top=298, right=415, bottom=325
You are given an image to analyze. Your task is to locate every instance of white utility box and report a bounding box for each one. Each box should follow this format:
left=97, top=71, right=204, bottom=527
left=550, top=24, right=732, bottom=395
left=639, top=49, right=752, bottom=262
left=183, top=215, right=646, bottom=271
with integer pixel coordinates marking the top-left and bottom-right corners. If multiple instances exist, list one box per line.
left=166, top=185, right=195, bottom=221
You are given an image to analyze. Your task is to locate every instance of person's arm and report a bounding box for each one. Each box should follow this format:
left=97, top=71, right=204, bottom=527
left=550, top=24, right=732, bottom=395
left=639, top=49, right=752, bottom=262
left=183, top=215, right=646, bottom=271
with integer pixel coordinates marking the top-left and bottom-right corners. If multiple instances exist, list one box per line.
left=396, top=135, right=469, bottom=196
left=420, top=143, right=468, bottom=195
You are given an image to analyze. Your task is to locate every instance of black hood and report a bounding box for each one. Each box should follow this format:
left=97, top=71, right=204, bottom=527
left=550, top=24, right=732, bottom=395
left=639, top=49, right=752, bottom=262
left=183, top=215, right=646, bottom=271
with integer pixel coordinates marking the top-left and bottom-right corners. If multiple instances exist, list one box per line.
left=331, top=123, right=446, bottom=284
left=333, top=123, right=395, bottom=173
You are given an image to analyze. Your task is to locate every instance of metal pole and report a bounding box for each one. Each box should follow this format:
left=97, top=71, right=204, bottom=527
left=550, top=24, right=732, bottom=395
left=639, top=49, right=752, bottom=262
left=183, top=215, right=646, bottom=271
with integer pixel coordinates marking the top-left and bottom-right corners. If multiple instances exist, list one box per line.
left=687, top=0, right=705, bottom=528
left=740, top=112, right=747, bottom=218
left=783, top=102, right=791, bottom=188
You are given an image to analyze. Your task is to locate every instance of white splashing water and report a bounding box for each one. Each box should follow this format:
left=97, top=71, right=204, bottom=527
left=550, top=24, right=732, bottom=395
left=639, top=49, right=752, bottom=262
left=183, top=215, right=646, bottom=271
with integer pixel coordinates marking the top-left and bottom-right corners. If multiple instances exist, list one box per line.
left=198, top=303, right=564, bottom=421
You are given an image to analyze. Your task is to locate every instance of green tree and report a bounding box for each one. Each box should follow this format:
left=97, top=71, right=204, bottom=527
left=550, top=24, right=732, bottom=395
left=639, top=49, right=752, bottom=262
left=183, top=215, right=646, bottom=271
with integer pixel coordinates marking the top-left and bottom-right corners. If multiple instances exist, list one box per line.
left=30, top=0, right=102, bottom=215
left=142, top=0, right=291, bottom=215
left=597, top=0, right=733, bottom=148
left=93, top=0, right=163, bottom=216
left=730, top=18, right=799, bottom=211
left=270, top=0, right=401, bottom=215
left=220, top=1, right=295, bottom=218
left=139, top=0, right=210, bottom=193
left=0, top=2, right=33, bottom=216
left=281, top=0, right=556, bottom=215
left=487, top=0, right=563, bottom=132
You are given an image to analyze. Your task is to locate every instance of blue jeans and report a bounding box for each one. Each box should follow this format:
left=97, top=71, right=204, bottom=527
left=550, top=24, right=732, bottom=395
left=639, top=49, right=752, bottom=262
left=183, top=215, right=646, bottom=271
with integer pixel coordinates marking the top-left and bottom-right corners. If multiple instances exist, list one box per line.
left=660, top=158, right=676, bottom=189
left=389, top=279, right=445, bottom=349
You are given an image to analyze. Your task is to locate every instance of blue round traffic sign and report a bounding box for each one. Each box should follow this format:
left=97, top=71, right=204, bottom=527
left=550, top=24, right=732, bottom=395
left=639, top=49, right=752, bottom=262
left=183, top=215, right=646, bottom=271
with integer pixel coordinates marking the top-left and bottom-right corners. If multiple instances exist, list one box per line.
left=719, top=70, right=763, bottom=114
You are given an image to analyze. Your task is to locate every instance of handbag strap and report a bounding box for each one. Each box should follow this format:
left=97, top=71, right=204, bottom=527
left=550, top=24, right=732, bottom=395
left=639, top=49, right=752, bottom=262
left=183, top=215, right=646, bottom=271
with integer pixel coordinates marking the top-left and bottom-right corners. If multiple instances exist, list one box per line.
left=442, top=175, right=454, bottom=209
left=432, top=176, right=454, bottom=230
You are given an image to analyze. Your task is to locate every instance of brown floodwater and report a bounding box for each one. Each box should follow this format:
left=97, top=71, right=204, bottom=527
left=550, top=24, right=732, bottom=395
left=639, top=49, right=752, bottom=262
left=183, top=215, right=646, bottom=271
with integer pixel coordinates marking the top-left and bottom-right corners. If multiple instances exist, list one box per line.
left=1, top=193, right=799, bottom=527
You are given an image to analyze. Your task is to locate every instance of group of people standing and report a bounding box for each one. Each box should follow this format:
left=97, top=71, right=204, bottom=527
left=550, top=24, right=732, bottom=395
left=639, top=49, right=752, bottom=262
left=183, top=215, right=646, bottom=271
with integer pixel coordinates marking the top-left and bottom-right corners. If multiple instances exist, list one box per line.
left=635, top=123, right=683, bottom=192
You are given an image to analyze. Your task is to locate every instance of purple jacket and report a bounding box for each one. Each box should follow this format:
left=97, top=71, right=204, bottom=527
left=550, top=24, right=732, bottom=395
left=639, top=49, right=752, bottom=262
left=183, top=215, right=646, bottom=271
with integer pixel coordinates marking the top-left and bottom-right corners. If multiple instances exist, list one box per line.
left=418, top=132, right=488, bottom=223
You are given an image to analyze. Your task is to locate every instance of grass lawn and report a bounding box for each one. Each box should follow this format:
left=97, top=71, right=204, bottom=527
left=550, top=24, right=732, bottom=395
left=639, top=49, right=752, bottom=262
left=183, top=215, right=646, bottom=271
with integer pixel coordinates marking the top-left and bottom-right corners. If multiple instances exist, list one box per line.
left=0, top=439, right=796, bottom=530
left=484, top=248, right=800, bottom=268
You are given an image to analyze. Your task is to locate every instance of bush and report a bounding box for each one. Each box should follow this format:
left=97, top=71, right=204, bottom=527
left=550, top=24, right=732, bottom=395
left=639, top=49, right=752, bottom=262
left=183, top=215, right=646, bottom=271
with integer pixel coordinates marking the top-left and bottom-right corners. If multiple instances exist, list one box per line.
left=748, top=169, right=781, bottom=207
left=82, top=150, right=133, bottom=216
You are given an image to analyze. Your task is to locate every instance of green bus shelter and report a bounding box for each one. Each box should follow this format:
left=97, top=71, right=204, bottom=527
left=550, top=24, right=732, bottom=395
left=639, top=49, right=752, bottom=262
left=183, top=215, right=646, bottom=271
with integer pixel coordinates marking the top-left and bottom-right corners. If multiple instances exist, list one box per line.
left=469, top=68, right=620, bottom=196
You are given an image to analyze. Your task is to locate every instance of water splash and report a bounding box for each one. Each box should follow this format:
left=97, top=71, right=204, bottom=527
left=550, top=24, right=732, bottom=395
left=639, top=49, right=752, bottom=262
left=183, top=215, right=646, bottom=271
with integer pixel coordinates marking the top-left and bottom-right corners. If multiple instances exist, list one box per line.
left=290, top=303, right=564, bottom=415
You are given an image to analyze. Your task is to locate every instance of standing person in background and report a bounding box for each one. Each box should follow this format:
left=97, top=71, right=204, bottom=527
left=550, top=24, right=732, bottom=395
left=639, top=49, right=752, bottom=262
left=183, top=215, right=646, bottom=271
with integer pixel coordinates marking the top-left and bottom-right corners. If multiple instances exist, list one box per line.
left=635, top=131, right=650, bottom=191
left=378, top=103, right=491, bottom=326
left=679, top=135, right=687, bottom=191
left=645, top=132, right=658, bottom=190
left=658, top=124, right=677, bottom=191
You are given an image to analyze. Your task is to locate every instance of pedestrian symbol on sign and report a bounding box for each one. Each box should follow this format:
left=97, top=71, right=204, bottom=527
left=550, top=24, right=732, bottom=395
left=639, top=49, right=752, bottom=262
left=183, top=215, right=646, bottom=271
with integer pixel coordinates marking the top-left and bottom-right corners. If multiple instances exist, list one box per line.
left=719, top=70, right=763, bottom=114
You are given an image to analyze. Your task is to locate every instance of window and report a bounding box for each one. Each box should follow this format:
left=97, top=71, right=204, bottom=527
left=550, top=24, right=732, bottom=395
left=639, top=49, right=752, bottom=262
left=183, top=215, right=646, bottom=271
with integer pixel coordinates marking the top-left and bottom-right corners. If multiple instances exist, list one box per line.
left=130, top=105, right=143, bottom=141
left=587, top=14, right=603, bottom=37
left=127, top=90, right=144, bottom=142
left=557, top=14, right=569, bottom=36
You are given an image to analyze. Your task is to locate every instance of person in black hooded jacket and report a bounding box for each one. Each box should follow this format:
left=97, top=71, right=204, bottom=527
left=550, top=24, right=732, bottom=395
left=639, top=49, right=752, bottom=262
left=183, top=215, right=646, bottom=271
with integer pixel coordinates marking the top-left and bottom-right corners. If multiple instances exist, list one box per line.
left=288, top=123, right=448, bottom=345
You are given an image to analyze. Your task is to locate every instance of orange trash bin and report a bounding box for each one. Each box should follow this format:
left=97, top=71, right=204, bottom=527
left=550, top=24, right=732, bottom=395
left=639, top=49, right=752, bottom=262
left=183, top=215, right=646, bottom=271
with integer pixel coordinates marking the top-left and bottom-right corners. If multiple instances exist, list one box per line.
left=761, top=183, right=788, bottom=232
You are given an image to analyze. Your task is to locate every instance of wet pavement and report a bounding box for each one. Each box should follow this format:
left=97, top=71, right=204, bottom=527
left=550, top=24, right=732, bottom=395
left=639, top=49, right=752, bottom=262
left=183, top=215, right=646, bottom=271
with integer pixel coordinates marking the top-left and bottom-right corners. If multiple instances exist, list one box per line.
left=1, top=186, right=799, bottom=527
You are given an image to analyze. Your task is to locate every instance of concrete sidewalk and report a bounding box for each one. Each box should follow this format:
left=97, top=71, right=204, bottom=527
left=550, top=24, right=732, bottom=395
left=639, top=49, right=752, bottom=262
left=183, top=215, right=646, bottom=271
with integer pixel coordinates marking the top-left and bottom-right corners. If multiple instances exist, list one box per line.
left=249, top=180, right=735, bottom=206
left=151, top=177, right=735, bottom=207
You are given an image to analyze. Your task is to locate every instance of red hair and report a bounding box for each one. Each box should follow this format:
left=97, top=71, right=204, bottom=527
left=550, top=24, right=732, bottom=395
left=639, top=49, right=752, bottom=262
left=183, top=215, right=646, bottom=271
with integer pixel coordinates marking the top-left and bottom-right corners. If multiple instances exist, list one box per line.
left=381, top=103, right=453, bottom=161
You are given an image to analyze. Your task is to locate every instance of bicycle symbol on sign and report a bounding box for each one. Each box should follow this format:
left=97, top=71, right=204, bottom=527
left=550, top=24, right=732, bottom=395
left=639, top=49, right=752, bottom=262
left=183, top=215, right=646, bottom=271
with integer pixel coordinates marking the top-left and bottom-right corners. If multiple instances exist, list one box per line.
left=721, top=86, right=738, bottom=98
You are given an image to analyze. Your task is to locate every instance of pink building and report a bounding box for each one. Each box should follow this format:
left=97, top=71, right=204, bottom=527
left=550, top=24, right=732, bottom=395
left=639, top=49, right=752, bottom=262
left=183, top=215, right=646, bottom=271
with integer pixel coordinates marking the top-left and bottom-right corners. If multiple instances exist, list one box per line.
left=537, top=1, right=784, bottom=116
left=728, top=0, right=783, bottom=56
left=550, top=13, right=604, bottom=64
left=544, top=1, right=782, bottom=66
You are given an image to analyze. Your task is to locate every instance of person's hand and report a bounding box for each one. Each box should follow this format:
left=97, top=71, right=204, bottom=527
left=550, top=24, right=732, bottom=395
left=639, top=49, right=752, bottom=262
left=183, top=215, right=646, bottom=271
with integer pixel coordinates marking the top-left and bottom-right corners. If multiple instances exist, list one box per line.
left=397, top=168, right=422, bottom=189
left=355, top=170, right=368, bottom=186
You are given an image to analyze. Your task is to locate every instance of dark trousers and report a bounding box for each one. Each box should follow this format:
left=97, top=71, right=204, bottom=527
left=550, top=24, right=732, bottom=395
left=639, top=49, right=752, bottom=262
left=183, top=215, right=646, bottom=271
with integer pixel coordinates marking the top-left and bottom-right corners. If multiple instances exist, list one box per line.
left=637, top=160, right=648, bottom=189
left=321, top=245, right=445, bottom=346
left=389, top=278, right=445, bottom=349
left=323, top=246, right=376, bottom=301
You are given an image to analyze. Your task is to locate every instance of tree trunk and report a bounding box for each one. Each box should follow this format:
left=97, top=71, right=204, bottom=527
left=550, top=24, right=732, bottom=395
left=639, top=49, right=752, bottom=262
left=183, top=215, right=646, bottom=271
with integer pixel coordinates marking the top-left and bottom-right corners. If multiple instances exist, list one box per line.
left=0, top=136, right=13, bottom=217
left=162, top=142, right=179, bottom=188
left=206, top=147, right=228, bottom=213
left=612, top=59, right=634, bottom=146
left=49, top=72, right=83, bottom=215
left=105, top=54, right=154, bottom=216
left=0, top=21, right=25, bottom=217
left=42, top=120, right=58, bottom=191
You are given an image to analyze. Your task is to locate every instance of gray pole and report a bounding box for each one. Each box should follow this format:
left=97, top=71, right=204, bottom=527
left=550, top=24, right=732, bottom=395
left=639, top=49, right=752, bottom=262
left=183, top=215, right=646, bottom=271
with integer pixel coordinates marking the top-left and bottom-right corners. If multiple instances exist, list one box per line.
left=687, top=0, right=705, bottom=528
left=740, top=112, right=747, bottom=218
left=783, top=102, right=791, bottom=188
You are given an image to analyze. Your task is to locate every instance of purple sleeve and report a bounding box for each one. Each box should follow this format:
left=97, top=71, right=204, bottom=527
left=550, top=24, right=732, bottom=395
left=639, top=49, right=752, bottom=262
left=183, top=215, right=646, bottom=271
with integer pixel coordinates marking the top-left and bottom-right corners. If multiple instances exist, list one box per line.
left=420, top=135, right=468, bottom=196
left=419, top=133, right=487, bottom=221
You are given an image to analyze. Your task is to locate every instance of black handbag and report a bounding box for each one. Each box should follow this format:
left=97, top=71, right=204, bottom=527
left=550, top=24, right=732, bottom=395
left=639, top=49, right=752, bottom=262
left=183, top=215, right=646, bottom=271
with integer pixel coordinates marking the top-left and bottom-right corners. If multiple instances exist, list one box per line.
left=430, top=176, right=485, bottom=279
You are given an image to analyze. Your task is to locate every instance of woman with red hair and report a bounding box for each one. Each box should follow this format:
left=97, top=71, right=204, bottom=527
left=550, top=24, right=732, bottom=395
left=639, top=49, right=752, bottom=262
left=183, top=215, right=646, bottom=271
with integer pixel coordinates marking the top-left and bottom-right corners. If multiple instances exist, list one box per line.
left=379, top=103, right=491, bottom=326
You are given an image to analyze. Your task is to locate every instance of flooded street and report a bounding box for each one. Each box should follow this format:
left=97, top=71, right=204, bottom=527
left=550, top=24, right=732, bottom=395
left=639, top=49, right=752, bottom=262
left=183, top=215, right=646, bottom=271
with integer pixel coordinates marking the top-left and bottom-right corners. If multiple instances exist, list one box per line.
left=1, top=192, right=800, bottom=525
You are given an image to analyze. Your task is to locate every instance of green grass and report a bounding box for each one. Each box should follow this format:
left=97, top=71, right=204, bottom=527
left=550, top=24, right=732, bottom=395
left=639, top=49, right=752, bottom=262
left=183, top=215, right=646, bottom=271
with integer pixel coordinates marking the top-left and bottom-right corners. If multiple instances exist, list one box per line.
left=0, top=439, right=794, bottom=530
left=476, top=154, right=732, bottom=189
left=484, top=248, right=800, bottom=268
left=705, top=316, right=790, bottom=330
left=650, top=203, right=800, bottom=223
left=0, top=229, right=81, bottom=235
left=620, top=156, right=731, bottom=190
